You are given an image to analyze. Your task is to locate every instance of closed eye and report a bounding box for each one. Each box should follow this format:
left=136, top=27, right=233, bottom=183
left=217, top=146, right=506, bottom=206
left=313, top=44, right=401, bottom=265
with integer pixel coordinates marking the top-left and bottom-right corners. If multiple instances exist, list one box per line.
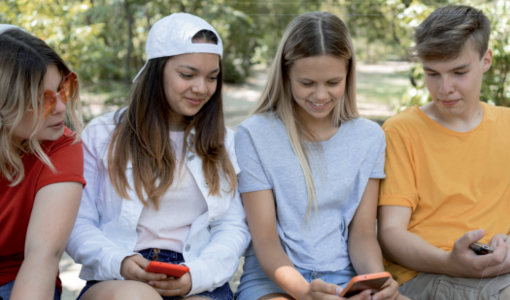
left=180, top=73, right=193, bottom=78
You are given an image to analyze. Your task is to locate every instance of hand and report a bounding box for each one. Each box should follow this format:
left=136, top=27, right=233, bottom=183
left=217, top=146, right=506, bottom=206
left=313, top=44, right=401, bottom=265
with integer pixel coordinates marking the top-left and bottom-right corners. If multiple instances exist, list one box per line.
left=371, top=277, right=399, bottom=300
left=120, top=255, right=167, bottom=282
left=446, top=229, right=510, bottom=277
left=305, top=279, right=372, bottom=300
left=148, top=272, right=192, bottom=297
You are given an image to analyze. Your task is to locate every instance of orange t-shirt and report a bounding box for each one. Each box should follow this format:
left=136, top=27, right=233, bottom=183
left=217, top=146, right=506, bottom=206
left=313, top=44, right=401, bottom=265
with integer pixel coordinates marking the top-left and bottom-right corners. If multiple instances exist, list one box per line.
left=0, top=127, right=86, bottom=291
left=379, top=103, right=510, bottom=285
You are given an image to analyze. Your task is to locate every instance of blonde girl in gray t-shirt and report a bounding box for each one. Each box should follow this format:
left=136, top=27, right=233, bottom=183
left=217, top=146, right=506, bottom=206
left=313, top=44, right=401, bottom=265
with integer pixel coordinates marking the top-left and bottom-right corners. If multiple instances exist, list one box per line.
left=234, top=12, right=405, bottom=300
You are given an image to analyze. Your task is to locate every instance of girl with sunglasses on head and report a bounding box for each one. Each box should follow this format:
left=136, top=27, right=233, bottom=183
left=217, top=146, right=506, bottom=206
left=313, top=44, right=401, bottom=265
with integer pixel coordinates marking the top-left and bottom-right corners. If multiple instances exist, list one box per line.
left=66, top=13, right=250, bottom=300
left=234, top=12, right=405, bottom=300
left=0, top=25, right=85, bottom=300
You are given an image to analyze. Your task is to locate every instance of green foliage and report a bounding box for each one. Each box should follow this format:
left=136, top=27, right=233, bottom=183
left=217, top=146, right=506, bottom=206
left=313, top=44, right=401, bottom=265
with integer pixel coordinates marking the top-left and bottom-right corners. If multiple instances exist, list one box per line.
left=0, top=0, right=321, bottom=86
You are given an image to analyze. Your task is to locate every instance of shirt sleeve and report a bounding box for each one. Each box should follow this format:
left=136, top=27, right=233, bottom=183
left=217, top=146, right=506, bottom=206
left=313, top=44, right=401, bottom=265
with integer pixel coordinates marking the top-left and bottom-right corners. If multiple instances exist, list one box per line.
left=36, top=134, right=86, bottom=191
left=370, top=131, right=386, bottom=179
left=234, top=125, right=272, bottom=193
left=379, top=130, right=418, bottom=211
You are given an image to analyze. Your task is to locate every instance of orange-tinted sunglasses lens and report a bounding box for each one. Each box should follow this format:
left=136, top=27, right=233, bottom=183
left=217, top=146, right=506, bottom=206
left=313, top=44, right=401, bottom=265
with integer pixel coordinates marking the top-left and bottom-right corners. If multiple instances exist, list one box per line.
left=42, top=72, right=77, bottom=117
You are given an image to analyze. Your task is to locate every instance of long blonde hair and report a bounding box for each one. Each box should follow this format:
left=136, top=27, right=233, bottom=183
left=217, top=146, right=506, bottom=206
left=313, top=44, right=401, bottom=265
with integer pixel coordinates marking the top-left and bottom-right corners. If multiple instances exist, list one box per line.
left=0, top=29, right=83, bottom=186
left=252, top=12, right=358, bottom=225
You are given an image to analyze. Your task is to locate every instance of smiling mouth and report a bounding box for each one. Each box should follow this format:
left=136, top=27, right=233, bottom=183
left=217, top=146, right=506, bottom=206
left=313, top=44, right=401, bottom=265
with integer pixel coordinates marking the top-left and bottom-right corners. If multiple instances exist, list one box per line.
left=306, top=100, right=330, bottom=109
left=186, top=98, right=203, bottom=106
left=49, top=120, right=65, bottom=129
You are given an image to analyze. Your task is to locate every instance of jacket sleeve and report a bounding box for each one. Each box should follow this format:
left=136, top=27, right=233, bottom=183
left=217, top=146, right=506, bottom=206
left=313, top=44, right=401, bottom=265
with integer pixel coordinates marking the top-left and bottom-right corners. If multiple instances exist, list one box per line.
left=185, top=131, right=251, bottom=295
left=65, top=121, right=139, bottom=280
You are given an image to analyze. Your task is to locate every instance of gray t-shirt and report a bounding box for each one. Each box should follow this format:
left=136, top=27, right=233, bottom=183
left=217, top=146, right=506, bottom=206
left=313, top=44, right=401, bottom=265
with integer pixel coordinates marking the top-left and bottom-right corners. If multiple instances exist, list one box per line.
left=235, top=113, right=386, bottom=271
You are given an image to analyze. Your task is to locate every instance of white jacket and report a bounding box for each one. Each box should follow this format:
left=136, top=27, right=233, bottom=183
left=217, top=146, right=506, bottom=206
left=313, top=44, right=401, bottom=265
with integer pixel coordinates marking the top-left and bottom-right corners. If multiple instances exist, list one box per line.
left=66, top=111, right=251, bottom=295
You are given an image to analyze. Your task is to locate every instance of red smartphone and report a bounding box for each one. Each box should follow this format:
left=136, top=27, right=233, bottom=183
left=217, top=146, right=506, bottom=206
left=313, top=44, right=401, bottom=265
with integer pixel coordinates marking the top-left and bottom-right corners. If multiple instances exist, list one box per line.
left=338, top=272, right=391, bottom=298
left=145, top=261, right=189, bottom=278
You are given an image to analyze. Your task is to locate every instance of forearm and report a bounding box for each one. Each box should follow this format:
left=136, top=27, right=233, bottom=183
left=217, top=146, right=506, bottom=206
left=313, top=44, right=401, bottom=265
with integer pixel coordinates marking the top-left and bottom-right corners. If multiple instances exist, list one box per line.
left=348, top=233, right=385, bottom=275
left=379, top=226, right=450, bottom=275
left=253, top=239, right=310, bottom=298
left=11, top=252, right=61, bottom=300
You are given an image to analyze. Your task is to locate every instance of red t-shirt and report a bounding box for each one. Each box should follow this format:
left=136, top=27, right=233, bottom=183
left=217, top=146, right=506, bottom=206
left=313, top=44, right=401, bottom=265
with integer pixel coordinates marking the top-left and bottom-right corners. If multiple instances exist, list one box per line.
left=0, top=127, right=86, bottom=291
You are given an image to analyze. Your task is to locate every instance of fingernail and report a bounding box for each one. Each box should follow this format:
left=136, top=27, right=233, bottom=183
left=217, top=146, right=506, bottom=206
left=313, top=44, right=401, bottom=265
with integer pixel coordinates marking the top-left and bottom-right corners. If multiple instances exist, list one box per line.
left=161, top=275, right=167, bottom=279
left=336, top=286, right=342, bottom=295
left=373, top=295, right=378, bottom=300
left=476, top=229, right=484, bottom=237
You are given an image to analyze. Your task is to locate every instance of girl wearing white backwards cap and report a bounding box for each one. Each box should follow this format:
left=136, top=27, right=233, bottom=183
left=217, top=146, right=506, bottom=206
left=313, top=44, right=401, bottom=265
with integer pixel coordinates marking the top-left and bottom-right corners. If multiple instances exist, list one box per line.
left=0, top=26, right=85, bottom=300
left=66, top=13, right=250, bottom=300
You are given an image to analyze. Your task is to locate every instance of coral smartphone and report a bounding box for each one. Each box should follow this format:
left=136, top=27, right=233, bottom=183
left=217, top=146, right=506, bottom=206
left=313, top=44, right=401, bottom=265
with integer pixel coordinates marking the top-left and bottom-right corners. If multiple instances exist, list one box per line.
left=145, top=261, right=189, bottom=278
left=338, top=272, right=391, bottom=298
left=470, top=242, right=495, bottom=255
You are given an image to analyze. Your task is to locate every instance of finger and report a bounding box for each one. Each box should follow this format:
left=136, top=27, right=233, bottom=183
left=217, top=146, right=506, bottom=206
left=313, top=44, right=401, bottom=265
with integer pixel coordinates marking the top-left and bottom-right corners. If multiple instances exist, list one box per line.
left=149, top=279, right=178, bottom=289
left=310, top=278, right=341, bottom=295
left=135, top=268, right=167, bottom=281
left=488, top=240, right=507, bottom=267
left=489, top=234, right=507, bottom=248
left=152, top=287, right=182, bottom=297
left=347, top=290, right=373, bottom=299
left=131, top=254, right=151, bottom=269
left=456, top=229, right=485, bottom=249
left=372, top=285, right=396, bottom=300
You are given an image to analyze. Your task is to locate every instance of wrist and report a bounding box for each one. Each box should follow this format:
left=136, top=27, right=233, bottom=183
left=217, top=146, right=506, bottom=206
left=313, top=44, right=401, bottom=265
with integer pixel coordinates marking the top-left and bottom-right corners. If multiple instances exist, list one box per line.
left=441, top=251, right=456, bottom=276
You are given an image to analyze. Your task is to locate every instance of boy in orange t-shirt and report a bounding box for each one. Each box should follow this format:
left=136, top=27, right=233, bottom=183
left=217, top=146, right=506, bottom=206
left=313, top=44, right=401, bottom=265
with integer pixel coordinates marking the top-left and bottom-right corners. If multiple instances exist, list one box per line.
left=378, top=5, right=510, bottom=300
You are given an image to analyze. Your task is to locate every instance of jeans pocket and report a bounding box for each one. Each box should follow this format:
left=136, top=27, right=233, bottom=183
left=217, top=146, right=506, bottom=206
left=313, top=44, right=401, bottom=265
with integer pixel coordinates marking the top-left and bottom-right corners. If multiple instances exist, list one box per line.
left=431, top=279, right=480, bottom=300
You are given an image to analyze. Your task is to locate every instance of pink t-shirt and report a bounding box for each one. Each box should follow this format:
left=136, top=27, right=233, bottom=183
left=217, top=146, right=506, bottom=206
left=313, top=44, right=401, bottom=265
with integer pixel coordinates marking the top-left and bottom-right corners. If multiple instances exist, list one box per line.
left=134, top=131, right=208, bottom=253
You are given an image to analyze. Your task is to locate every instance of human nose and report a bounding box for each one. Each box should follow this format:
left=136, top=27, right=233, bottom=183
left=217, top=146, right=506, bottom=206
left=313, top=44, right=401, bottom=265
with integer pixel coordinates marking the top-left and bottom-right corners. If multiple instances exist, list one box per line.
left=50, top=94, right=67, bottom=115
left=191, top=78, right=207, bottom=94
left=439, top=75, right=455, bottom=95
left=314, top=85, right=329, bottom=101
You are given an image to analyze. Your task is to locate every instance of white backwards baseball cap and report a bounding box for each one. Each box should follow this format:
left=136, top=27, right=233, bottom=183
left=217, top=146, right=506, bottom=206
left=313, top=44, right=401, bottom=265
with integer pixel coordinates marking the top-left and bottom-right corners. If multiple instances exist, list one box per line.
left=133, top=13, right=223, bottom=82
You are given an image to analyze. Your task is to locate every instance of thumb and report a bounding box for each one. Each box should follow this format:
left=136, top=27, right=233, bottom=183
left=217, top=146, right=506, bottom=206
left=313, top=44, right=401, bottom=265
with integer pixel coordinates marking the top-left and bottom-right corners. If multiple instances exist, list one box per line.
left=132, top=254, right=151, bottom=269
left=457, top=229, right=485, bottom=248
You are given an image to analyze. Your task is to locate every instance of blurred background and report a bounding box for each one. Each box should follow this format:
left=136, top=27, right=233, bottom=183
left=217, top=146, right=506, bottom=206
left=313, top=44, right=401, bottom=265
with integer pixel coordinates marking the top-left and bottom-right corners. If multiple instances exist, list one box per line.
left=2, top=0, right=509, bottom=298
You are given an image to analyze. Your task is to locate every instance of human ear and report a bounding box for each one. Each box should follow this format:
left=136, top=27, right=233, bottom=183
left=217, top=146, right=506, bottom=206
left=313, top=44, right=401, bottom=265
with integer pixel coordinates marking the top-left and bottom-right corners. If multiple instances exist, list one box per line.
left=482, top=49, right=493, bottom=73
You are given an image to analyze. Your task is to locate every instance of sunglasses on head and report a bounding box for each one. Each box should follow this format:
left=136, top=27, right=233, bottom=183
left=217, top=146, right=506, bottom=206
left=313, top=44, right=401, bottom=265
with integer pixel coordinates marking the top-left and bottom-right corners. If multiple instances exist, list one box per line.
left=40, top=72, right=78, bottom=117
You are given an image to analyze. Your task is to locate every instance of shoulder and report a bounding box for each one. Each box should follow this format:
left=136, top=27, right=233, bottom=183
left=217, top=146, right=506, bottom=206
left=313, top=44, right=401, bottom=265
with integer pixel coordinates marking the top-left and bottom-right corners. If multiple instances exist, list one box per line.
left=485, top=103, right=510, bottom=121
left=381, top=106, right=422, bottom=135
left=236, top=113, right=283, bottom=137
left=43, top=127, right=82, bottom=155
left=347, top=117, right=384, bottom=135
left=81, top=109, right=123, bottom=146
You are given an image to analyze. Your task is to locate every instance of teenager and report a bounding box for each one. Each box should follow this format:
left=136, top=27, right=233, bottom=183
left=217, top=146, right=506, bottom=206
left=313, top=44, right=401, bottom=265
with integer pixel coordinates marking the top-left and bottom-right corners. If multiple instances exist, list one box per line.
left=0, top=25, right=85, bottom=300
left=377, top=5, right=510, bottom=300
left=65, top=13, right=250, bottom=300
left=234, top=12, right=403, bottom=300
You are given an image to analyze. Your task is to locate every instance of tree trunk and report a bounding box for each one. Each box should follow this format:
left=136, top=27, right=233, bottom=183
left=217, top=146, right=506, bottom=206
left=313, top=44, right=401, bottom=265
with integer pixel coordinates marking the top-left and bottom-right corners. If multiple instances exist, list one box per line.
left=125, top=0, right=134, bottom=83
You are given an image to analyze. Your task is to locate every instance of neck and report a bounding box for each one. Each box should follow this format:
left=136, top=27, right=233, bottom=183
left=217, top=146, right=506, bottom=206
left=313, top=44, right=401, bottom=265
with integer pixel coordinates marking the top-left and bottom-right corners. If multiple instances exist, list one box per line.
left=423, top=101, right=484, bottom=132
left=296, top=109, right=338, bottom=142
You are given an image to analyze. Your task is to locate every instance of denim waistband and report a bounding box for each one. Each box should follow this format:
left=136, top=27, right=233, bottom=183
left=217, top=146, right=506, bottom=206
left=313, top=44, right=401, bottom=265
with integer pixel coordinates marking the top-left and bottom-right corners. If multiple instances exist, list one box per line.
left=137, top=248, right=184, bottom=262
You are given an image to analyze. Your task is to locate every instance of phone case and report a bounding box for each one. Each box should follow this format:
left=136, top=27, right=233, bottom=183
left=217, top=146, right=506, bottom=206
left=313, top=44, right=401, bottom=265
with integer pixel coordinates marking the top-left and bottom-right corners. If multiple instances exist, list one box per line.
left=145, top=261, right=190, bottom=277
left=338, top=272, right=391, bottom=297
left=470, top=242, right=495, bottom=255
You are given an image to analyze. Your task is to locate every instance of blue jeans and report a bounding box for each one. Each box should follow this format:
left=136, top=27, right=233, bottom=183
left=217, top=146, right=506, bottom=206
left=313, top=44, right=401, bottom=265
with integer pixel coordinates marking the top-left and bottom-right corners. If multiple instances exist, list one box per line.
left=0, top=280, right=61, bottom=300
left=235, top=254, right=357, bottom=300
left=77, top=248, right=233, bottom=300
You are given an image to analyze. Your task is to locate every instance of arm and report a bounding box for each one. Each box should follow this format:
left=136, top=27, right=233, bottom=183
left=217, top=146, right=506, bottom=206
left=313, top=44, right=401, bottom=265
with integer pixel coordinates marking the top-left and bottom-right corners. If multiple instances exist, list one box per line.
left=244, top=190, right=369, bottom=300
left=10, top=182, right=82, bottom=300
left=378, top=206, right=510, bottom=278
left=348, top=179, right=399, bottom=300
left=65, top=124, right=159, bottom=282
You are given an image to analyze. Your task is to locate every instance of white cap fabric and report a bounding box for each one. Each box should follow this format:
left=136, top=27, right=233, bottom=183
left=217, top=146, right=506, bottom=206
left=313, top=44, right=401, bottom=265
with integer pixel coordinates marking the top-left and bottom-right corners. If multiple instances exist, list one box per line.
left=133, top=13, right=223, bottom=82
left=0, top=24, right=26, bottom=36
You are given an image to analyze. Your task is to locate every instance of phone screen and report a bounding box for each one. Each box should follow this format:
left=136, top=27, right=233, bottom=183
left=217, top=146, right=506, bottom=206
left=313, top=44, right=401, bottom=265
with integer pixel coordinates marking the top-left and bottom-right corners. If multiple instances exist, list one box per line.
left=343, top=277, right=389, bottom=297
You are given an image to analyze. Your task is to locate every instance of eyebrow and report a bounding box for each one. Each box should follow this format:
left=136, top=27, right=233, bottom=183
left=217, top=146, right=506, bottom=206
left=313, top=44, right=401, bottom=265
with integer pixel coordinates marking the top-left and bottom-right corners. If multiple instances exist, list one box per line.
left=423, top=63, right=470, bottom=73
left=178, top=65, right=220, bottom=74
left=297, top=76, right=343, bottom=81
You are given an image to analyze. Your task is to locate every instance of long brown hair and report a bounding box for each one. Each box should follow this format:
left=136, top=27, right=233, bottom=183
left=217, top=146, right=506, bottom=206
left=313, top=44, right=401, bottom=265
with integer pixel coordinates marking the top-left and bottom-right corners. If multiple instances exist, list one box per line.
left=0, top=29, right=83, bottom=185
left=107, top=30, right=236, bottom=209
left=253, top=12, right=358, bottom=225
